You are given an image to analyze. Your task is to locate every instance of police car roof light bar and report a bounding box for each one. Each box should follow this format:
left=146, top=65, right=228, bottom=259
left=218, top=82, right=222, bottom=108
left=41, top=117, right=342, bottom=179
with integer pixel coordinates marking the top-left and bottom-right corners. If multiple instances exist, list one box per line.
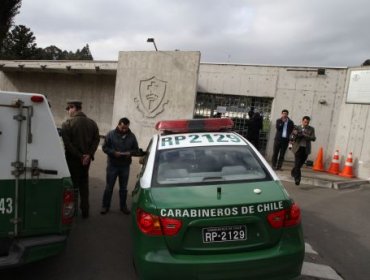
left=155, top=118, right=234, bottom=134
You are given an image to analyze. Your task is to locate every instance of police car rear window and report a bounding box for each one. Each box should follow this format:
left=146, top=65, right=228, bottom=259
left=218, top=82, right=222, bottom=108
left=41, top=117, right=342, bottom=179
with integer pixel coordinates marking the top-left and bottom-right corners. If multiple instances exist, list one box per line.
left=153, top=146, right=270, bottom=187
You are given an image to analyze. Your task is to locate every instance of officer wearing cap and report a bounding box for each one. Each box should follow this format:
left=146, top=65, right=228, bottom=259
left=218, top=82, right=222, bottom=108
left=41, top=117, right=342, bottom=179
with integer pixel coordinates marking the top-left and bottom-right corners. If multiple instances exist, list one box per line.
left=61, top=100, right=100, bottom=218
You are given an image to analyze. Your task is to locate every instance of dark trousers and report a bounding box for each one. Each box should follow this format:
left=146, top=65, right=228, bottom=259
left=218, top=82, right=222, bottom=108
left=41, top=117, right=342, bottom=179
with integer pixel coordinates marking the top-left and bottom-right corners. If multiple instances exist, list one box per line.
left=248, top=137, right=260, bottom=150
left=291, top=147, right=308, bottom=181
left=102, top=164, right=130, bottom=210
left=272, top=138, right=289, bottom=168
left=67, top=158, right=90, bottom=216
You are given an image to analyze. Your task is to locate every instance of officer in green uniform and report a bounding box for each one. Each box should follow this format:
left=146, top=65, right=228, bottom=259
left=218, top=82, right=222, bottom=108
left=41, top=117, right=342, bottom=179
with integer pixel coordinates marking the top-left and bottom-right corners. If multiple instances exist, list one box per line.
left=61, top=100, right=100, bottom=218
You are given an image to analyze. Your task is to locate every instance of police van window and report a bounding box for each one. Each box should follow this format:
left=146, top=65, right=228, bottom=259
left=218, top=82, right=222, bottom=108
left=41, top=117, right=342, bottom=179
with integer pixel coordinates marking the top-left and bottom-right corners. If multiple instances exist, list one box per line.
left=154, top=146, right=270, bottom=187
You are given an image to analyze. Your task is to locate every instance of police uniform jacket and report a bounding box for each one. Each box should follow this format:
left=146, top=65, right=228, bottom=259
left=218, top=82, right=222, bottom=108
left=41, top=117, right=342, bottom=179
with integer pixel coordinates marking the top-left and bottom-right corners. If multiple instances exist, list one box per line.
left=61, top=111, right=100, bottom=160
left=103, top=128, right=139, bottom=166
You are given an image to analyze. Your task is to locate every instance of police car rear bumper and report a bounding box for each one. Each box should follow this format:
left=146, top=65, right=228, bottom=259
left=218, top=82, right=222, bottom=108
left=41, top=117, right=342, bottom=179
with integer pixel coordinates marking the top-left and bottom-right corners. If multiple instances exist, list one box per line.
left=137, top=248, right=304, bottom=280
left=0, top=235, right=67, bottom=269
left=134, top=228, right=304, bottom=280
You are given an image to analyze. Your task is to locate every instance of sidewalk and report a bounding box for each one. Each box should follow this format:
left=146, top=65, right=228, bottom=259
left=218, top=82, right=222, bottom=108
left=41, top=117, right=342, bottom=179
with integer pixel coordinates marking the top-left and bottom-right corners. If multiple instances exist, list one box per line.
left=272, top=161, right=370, bottom=189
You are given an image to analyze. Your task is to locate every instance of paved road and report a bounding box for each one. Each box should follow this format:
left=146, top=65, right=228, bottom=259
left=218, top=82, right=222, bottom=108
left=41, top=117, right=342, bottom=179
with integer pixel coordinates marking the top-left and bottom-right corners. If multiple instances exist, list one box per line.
left=284, top=180, right=370, bottom=280
left=2, top=149, right=365, bottom=280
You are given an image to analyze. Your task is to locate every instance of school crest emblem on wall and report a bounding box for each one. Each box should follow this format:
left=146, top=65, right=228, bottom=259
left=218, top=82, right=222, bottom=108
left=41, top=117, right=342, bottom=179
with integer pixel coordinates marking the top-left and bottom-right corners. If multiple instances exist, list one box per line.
left=135, top=76, right=169, bottom=118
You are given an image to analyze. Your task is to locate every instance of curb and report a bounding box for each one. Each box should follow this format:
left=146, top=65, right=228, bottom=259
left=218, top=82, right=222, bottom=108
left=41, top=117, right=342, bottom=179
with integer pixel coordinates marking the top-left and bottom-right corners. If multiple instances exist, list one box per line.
left=332, top=180, right=370, bottom=190
left=277, top=173, right=370, bottom=189
left=278, top=174, right=333, bottom=188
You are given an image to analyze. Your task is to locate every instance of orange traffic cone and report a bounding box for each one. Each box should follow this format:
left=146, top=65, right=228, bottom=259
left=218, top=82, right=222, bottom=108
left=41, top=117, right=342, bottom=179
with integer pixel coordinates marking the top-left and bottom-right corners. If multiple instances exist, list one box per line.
left=327, top=150, right=340, bottom=175
left=339, top=152, right=355, bottom=178
left=313, top=147, right=325, bottom=172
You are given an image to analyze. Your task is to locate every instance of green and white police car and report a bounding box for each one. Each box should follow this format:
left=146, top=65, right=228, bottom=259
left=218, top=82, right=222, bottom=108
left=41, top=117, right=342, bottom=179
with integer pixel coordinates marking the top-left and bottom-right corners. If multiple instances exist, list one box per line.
left=131, top=118, right=304, bottom=280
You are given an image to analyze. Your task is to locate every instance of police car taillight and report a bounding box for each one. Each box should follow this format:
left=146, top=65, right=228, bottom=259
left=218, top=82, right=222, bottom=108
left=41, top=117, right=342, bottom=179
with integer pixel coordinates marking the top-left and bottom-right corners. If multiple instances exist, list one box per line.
left=30, top=95, right=44, bottom=103
left=267, top=203, right=301, bottom=229
left=284, top=203, right=301, bottom=227
left=155, top=118, right=234, bottom=134
left=62, top=190, right=75, bottom=224
left=136, top=208, right=182, bottom=236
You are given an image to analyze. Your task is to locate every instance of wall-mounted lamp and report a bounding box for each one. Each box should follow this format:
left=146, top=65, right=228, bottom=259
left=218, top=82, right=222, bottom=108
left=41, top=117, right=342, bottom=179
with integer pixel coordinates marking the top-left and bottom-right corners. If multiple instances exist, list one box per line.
left=318, top=99, right=327, bottom=105
left=317, top=68, right=326, bottom=75
left=147, top=38, right=158, bottom=51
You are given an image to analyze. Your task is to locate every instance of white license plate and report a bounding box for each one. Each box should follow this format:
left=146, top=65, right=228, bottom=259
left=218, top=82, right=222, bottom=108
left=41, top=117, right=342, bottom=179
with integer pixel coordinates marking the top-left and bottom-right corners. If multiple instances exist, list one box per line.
left=202, top=225, right=247, bottom=243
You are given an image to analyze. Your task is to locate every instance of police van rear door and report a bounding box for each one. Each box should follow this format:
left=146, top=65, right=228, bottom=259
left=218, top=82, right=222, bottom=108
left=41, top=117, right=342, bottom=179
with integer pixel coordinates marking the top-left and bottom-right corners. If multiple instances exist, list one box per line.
left=0, top=91, right=70, bottom=241
left=0, top=93, right=27, bottom=239
left=20, top=92, right=71, bottom=235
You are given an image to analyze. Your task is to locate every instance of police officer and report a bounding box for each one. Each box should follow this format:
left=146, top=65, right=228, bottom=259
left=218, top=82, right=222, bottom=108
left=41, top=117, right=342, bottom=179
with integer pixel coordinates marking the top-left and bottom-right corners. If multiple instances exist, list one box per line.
left=61, top=100, right=100, bottom=218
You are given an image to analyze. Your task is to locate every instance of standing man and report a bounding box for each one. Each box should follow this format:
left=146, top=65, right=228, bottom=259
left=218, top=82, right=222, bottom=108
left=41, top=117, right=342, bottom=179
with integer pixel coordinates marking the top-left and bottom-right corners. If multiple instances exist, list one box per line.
left=100, top=117, right=139, bottom=215
left=61, top=100, right=100, bottom=218
left=247, top=112, right=264, bottom=151
left=271, top=109, right=294, bottom=170
left=290, top=116, right=316, bottom=185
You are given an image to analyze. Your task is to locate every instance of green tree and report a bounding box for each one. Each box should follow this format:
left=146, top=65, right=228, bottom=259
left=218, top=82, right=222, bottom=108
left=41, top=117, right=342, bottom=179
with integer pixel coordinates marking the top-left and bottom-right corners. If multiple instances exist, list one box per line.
left=1, top=25, right=37, bottom=59
left=362, top=59, right=370, bottom=66
left=77, top=44, right=93, bottom=60
left=41, top=45, right=63, bottom=60
left=0, top=0, right=22, bottom=51
left=59, top=50, right=78, bottom=60
left=35, top=44, right=94, bottom=60
left=1, top=23, right=94, bottom=60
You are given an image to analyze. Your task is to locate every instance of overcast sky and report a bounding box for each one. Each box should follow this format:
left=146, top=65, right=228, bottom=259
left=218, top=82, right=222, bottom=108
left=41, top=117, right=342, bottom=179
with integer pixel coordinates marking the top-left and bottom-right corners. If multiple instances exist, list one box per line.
left=15, top=0, right=369, bottom=67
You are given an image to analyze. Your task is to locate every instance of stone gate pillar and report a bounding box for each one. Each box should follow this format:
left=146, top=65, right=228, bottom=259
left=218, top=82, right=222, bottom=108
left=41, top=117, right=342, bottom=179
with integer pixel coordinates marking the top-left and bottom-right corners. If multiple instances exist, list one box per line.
left=112, top=51, right=200, bottom=148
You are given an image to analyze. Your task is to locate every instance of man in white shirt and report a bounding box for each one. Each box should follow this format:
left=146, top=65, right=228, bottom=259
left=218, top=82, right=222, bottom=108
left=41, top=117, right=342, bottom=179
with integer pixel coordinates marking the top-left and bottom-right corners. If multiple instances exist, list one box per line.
left=271, top=109, right=294, bottom=170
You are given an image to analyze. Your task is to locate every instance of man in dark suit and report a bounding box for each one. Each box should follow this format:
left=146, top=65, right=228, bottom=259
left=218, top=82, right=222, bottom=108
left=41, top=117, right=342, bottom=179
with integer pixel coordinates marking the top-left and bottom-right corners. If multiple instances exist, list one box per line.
left=247, top=111, right=263, bottom=151
left=290, top=116, right=316, bottom=185
left=271, top=109, right=294, bottom=170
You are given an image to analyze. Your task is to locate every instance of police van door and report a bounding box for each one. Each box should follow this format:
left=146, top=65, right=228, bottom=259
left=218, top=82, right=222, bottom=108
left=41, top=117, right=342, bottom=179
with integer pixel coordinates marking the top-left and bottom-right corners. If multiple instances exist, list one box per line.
left=0, top=92, right=64, bottom=244
left=0, top=97, right=27, bottom=239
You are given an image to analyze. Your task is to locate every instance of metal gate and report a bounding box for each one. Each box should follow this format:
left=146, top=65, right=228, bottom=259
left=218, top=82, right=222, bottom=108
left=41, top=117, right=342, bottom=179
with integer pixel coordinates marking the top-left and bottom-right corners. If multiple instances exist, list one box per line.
left=194, top=92, right=273, bottom=155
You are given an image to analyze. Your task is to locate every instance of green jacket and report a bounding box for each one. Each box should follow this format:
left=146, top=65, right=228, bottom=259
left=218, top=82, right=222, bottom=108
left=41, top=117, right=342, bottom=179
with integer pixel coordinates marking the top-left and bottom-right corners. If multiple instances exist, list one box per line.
left=61, top=111, right=100, bottom=160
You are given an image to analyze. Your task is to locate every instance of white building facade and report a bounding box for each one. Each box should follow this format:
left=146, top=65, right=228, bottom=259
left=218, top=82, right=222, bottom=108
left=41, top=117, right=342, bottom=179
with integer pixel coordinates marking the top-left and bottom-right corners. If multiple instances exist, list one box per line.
left=0, top=53, right=369, bottom=178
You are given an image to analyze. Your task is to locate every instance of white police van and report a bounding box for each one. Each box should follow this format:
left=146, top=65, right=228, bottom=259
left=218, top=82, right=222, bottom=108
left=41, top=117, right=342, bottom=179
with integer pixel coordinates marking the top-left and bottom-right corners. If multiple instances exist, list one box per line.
left=0, top=91, right=74, bottom=268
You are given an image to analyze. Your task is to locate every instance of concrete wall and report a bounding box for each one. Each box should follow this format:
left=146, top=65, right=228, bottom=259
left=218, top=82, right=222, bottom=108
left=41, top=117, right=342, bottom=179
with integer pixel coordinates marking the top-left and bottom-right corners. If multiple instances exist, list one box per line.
left=0, top=71, right=116, bottom=134
left=1, top=58, right=369, bottom=178
left=198, top=64, right=348, bottom=166
left=0, top=71, right=17, bottom=91
left=272, top=67, right=347, bottom=165
left=113, top=51, right=200, bottom=148
left=198, top=64, right=279, bottom=97
left=333, top=67, right=370, bottom=179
